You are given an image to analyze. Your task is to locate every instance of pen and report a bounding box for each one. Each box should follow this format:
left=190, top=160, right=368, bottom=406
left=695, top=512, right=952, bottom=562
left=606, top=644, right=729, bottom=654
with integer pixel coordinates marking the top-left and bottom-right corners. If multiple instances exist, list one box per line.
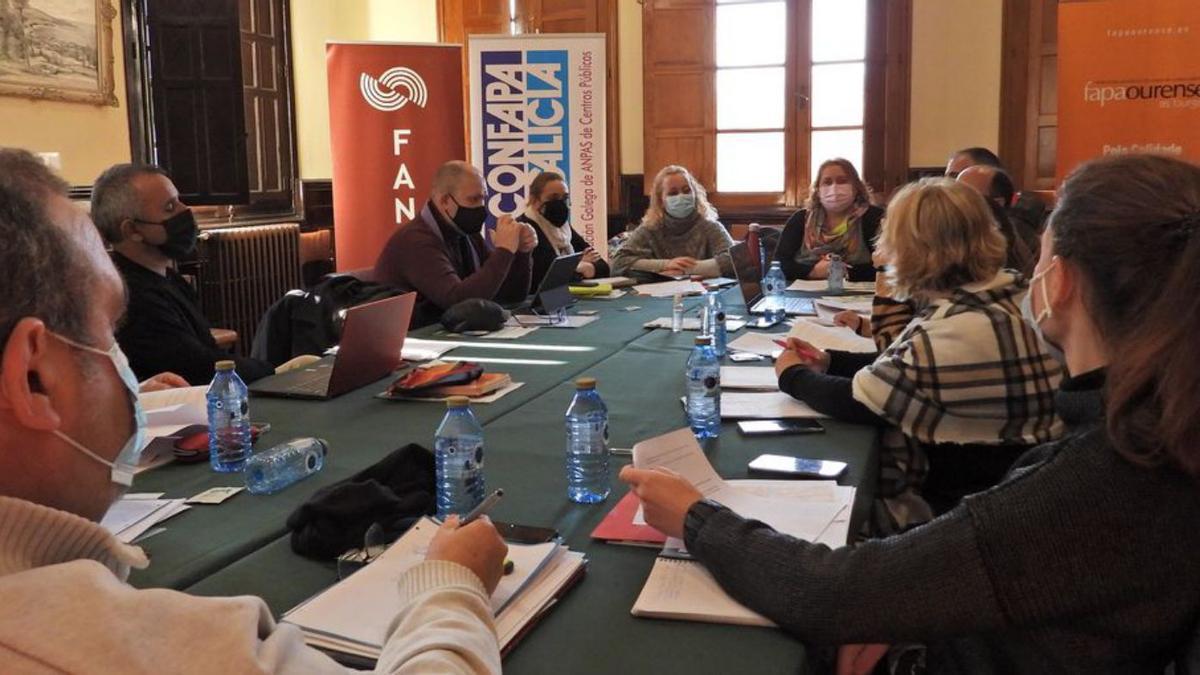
left=461, top=488, right=504, bottom=526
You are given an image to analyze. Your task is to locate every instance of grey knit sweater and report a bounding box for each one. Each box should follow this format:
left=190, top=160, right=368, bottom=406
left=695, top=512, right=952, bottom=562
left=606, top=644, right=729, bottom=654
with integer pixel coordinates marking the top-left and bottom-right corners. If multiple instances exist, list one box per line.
left=685, top=371, right=1200, bottom=673
left=610, top=213, right=733, bottom=277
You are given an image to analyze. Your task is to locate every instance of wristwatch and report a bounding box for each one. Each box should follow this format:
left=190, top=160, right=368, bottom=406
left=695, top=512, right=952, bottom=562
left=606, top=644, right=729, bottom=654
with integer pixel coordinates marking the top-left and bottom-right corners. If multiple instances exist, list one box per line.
left=684, top=498, right=725, bottom=547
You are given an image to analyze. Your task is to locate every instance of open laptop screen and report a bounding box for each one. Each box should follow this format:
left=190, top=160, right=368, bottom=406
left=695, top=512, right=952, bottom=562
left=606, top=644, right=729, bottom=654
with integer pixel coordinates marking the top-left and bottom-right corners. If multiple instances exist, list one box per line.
left=726, top=241, right=763, bottom=306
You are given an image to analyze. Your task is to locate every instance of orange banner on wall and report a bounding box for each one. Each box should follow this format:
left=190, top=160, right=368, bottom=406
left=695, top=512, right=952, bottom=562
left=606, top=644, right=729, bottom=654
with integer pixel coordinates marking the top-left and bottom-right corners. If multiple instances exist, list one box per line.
left=1058, top=0, right=1200, bottom=181
left=327, top=43, right=465, bottom=272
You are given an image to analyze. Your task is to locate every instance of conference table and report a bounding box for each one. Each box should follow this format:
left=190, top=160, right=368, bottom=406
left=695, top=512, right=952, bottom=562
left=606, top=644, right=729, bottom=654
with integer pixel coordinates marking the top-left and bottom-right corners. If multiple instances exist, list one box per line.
left=129, top=286, right=879, bottom=674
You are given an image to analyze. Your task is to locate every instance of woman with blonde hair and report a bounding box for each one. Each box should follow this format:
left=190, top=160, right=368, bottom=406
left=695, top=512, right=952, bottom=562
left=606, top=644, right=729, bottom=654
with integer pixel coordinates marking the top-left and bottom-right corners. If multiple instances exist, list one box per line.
left=782, top=178, right=1063, bottom=531
left=610, top=165, right=733, bottom=278
left=774, top=158, right=883, bottom=281
left=621, top=155, right=1200, bottom=672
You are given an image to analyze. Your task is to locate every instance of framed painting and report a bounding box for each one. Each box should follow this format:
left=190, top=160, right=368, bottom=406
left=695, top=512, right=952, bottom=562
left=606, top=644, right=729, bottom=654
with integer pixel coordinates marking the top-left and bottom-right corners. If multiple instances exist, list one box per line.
left=0, top=0, right=118, bottom=105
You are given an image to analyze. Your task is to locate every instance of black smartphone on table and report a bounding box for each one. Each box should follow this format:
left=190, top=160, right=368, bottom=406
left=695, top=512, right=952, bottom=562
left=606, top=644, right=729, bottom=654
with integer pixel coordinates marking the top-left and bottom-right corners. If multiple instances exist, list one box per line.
left=737, top=419, right=825, bottom=436
left=747, top=454, right=848, bottom=479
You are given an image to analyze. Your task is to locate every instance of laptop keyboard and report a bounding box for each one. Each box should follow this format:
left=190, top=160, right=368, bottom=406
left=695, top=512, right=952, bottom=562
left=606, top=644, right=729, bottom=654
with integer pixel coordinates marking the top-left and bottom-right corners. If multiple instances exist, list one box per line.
left=287, top=369, right=332, bottom=395
left=753, top=296, right=815, bottom=315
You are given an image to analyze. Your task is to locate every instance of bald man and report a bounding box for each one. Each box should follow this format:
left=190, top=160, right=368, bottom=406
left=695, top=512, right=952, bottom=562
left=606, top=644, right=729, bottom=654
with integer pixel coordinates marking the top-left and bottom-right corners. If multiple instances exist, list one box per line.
left=374, top=161, right=536, bottom=327
left=957, top=165, right=1039, bottom=276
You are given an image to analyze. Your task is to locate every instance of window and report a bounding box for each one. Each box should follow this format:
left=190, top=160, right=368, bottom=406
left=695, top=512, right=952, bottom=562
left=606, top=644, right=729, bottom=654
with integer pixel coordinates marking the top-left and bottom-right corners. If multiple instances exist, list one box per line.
left=642, top=0, right=909, bottom=211
left=714, top=0, right=867, bottom=195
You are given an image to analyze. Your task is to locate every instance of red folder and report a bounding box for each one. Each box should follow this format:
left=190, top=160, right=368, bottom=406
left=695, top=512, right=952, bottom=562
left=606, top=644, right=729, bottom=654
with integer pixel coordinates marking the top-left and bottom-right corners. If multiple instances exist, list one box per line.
left=589, top=491, right=668, bottom=548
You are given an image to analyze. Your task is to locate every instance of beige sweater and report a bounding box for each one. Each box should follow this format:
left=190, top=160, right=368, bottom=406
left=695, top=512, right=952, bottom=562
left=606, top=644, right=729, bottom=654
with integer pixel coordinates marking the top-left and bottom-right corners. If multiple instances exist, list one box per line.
left=0, top=496, right=501, bottom=674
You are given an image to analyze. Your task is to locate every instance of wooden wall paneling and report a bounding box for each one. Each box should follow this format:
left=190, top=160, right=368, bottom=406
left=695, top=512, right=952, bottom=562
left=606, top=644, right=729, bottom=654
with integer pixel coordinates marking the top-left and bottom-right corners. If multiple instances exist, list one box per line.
left=239, top=0, right=296, bottom=211
left=1001, top=0, right=1058, bottom=191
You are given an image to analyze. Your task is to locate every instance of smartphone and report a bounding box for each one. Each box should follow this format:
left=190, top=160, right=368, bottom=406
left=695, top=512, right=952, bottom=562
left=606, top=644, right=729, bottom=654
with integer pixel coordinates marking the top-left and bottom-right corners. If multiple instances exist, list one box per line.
left=748, top=454, right=847, bottom=479
left=737, top=419, right=825, bottom=436
left=491, top=521, right=559, bottom=544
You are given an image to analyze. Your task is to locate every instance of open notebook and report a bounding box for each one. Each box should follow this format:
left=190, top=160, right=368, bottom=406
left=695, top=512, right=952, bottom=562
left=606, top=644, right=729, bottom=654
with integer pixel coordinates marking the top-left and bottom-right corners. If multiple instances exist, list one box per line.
left=283, top=517, right=586, bottom=663
left=628, top=429, right=855, bottom=626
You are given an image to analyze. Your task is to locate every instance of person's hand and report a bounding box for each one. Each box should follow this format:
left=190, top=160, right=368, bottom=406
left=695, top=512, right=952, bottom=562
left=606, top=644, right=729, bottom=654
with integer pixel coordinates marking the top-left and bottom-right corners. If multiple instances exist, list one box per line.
left=492, top=215, right=521, bottom=253
left=662, top=256, right=697, bottom=276
left=872, top=249, right=890, bottom=269
left=426, top=515, right=509, bottom=595
left=837, top=644, right=890, bottom=675
left=581, top=247, right=602, bottom=265
left=773, top=337, right=830, bottom=377
left=275, top=354, right=322, bottom=374
left=577, top=260, right=597, bottom=278
left=833, top=310, right=870, bottom=336
left=139, top=371, right=188, bottom=393
left=619, top=466, right=703, bottom=539
left=810, top=257, right=831, bottom=279
left=517, top=221, right=538, bottom=253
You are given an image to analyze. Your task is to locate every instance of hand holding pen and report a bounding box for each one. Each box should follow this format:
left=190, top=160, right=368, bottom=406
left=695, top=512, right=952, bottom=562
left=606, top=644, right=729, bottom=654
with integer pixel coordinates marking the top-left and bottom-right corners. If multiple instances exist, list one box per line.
left=773, top=337, right=831, bottom=377
left=426, top=489, right=509, bottom=594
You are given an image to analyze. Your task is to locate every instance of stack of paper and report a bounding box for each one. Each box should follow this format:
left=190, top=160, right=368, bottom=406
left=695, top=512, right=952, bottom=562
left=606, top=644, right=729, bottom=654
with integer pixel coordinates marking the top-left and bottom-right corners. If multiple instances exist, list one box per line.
left=100, top=495, right=190, bottom=543
left=628, top=429, right=855, bottom=625
left=139, top=386, right=207, bottom=450
left=400, top=338, right=458, bottom=362
left=719, top=366, right=778, bottom=391
left=726, top=331, right=784, bottom=358
left=815, top=296, right=873, bottom=315
left=721, top=392, right=829, bottom=419
left=633, top=280, right=707, bottom=298
left=284, top=517, right=586, bottom=661
left=590, top=276, right=637, bottom=288
left=789, top=279, right=875, bottom=294
left=643, top=317, right=748, bottom=332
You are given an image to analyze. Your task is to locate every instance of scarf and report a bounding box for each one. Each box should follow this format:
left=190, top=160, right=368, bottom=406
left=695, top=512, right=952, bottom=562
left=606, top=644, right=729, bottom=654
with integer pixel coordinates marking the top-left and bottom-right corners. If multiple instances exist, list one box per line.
left=524, top=206, right=574, bottom=256
left=800, top=203, right=870, bottom=264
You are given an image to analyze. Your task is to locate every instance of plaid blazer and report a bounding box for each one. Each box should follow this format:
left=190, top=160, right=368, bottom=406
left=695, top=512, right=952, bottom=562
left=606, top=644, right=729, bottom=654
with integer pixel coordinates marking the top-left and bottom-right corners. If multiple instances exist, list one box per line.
left=852, top=271, right=1064, bottom=446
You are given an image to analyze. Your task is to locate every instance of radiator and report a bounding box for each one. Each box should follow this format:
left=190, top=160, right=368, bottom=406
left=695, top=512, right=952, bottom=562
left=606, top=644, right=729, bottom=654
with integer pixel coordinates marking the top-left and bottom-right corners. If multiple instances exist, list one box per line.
left=197, top=223, right=302, bottom=355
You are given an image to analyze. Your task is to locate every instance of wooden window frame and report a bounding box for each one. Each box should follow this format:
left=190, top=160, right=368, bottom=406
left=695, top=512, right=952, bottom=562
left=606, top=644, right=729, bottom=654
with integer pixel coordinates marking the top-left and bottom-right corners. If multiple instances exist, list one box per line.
left=122, top=0, right=302, bottom=225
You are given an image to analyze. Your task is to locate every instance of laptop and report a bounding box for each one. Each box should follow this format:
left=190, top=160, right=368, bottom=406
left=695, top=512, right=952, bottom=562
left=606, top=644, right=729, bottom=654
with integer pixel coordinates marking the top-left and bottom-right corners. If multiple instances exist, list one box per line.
left=725, top=242, right=815, bottom=316
left=250, top=292, right=416, bottom=400
left=529, top=252, right=584, bottom=315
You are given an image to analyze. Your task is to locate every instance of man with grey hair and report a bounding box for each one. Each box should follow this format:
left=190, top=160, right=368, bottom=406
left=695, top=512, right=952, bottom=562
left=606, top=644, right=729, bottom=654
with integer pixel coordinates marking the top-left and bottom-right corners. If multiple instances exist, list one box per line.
left=91, top=163, right=275, bottom=385
left=374, top=160, right=537, bottom=327
left=0, top=148, right=508, bottom=673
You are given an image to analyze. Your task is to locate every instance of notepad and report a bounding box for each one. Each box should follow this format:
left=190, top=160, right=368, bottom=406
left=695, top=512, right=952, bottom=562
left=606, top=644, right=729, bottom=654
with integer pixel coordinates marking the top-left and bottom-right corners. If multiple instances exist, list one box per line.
left=719, top=366, right=778, bottom=391
left=284, top=517, right=586, bottom=661
left=721, top=392, right=829, bottom=419
left=633, top=280, right=707, bottom=297
left=628, top=429, right=856, bottom=625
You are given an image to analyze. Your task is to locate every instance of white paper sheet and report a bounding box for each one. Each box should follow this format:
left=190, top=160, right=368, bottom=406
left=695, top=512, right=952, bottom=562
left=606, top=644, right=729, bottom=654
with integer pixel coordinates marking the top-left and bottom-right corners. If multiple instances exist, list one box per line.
left=480, top=326, right=539, bottom=339
left=506, top=314, right=599, bottom=329
left=721, top=392, right=829, bottom=419
left=632, top=280, right=707, bottom=298
left=726, top=331, right=784, bottom=358
left=401, top=338, right=458, bottom=362
left=787, top=318, right=877, bottom=353
left=643, top=317, right=748, bottom=332
left=719, top=366, right=778, bottom=391
left=815, top=297, right=874, bottom=314
left=139, top=386, right=207, bottom=428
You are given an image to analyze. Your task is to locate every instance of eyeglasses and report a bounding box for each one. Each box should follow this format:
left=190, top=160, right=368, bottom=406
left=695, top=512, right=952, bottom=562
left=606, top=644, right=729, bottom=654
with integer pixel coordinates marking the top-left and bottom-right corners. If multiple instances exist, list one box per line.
left=335, top=522, right=393, bottom=580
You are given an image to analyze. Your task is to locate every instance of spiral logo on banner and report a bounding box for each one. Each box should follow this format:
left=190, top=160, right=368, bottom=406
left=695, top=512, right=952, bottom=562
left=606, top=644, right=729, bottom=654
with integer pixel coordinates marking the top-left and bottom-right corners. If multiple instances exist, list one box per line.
left=359, top=67, right=429, bottom=112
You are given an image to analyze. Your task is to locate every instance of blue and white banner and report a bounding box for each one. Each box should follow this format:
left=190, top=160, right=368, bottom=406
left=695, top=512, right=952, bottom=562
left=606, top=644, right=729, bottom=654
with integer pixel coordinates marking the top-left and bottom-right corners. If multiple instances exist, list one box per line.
left=469, top=34, right=607, bottom=257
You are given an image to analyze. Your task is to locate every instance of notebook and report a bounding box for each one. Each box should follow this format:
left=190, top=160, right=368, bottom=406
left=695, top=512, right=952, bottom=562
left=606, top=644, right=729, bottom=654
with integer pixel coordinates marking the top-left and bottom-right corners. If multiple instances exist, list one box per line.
left=589, top=491, right=669, bottom=548
left=283, top=517, right=586, bottom=663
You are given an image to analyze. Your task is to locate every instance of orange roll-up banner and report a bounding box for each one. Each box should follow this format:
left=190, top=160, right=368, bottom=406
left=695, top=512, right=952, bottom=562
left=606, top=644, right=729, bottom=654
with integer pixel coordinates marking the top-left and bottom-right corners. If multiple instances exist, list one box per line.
left=1058, top=1, right=1200, bottom=181
left=327, top=43, right=465, bottom=272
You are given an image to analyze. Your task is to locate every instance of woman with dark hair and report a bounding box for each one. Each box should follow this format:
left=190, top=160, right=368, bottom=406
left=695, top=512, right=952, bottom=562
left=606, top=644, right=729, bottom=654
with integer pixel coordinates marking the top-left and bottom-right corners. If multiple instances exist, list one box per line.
left=774, top=158, right=883, bottom=282
left=622, top=154, right=1200, bottom=672
left=517, top=171, right=609, bottom=291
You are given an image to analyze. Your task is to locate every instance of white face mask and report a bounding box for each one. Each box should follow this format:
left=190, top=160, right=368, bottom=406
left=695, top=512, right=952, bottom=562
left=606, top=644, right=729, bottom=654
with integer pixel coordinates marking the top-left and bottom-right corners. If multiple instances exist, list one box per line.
left=1020, top=258, right=1066, bottom=365
left=819, top=183, right=855, bottom=213
left=49, top=333, right=146, bottom=487
left=664, top=192, right=696, bottom=219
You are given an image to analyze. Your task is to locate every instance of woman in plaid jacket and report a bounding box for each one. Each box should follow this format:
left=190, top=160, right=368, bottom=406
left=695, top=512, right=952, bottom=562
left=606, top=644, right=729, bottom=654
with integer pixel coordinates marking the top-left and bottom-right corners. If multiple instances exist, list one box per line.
left=775, top=179, right=1064, bottom=533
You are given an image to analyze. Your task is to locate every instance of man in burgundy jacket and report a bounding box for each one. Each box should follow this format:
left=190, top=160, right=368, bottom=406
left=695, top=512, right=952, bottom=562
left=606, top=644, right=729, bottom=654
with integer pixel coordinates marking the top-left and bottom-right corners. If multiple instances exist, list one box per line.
left=374, top=161, right=536, bottom=327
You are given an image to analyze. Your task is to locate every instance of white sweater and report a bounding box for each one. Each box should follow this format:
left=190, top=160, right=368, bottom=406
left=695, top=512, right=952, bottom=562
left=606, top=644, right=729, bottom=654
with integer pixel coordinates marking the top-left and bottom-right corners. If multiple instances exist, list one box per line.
left=0, top=496, right=502, bottom=674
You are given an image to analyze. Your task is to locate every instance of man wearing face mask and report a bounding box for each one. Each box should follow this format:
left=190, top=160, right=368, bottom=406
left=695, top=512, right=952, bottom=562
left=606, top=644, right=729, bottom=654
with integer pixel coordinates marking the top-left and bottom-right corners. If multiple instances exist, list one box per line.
left=0, top=148, right=508, bottom=673
left=957, top=164, right=1040, bottom=276
left=374, top=160, right=536, bottom=328
left=90, top=164, right=275, bottom=385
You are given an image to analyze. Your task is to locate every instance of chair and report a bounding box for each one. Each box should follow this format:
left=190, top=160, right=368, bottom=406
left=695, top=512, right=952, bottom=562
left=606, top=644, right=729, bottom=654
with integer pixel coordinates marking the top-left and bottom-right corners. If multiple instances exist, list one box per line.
left=746, top=223, right=784, bottom=278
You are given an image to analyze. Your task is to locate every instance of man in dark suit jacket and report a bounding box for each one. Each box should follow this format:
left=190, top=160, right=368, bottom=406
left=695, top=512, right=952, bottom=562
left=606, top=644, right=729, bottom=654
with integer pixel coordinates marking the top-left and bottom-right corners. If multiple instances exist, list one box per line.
left=373, top=161, right=536, bottom=327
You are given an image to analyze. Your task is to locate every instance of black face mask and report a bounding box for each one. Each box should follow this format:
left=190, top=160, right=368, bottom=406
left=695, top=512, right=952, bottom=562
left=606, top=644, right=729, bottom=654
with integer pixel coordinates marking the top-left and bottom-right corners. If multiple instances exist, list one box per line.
left=449, top=197, right=487, bottom=236
left=136, top=209, right=198, bottom=259
left=541, top=198, right=570, bottom=227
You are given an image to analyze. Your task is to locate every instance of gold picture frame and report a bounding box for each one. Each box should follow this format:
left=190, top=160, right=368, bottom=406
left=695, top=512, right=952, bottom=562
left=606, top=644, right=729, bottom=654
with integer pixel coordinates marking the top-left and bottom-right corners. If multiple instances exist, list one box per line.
left=0, top=0, right=118, bottom=106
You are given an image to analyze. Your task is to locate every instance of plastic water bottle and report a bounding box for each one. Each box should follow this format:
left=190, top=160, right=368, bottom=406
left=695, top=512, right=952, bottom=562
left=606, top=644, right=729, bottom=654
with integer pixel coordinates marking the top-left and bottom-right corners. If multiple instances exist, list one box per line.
left=671, top=293, right=684, bottom=332
left=705, top=290, right=728, bottom=357
left=828, top=254, right=846, bottom=292
left=244, top=438, right=328, bottom=494
left=761, top=261, right=788, bottom=323
left=565, top=377, right=610, bottom=504
left=207, top=360, right=251, bottom=472
left=434, top=396, right=486, bottom=519
left=686, top=336, right=721, bottom=439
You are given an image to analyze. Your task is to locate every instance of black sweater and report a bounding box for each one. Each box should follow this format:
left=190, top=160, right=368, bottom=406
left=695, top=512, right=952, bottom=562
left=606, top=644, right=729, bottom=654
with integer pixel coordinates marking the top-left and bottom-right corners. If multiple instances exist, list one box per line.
left=516, top=213, right=610, bottom=292
left=774, top=206, right=883, bottom=282
left=686, top=371, right=1200, bottom=673
left=780, top=354, right=1036, bottom=515
left=112, top=253, right=275, bottom=385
